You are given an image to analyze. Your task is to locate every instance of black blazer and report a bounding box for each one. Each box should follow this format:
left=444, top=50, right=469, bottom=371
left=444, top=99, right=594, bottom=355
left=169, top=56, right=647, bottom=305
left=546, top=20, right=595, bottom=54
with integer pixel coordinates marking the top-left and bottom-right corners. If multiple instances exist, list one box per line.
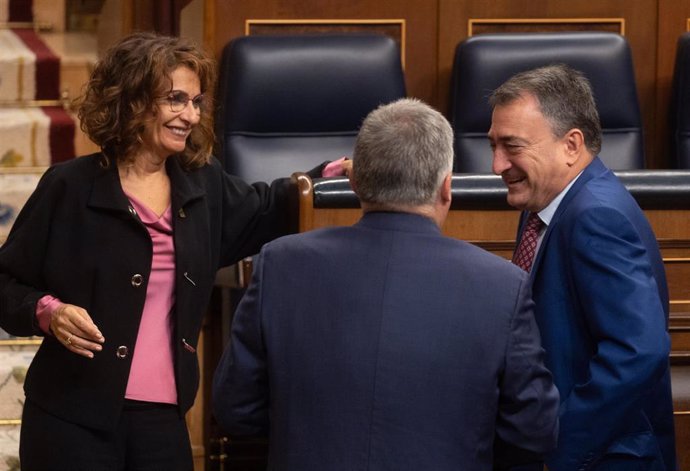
left=0, top=152, right=297, bottom=431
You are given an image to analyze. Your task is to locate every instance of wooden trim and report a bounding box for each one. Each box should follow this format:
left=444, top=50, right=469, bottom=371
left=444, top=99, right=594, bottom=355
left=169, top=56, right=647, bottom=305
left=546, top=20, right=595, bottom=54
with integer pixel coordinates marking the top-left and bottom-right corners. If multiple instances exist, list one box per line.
left=203, top=0, right=215, bottom=53
left=121, top=0, right=134, bottom=35
left=0, top=166, right=47, bottom=174
left=468, top=17, right=626, bottom=37
left=0, top=21, right=52, bottom=31
left=687, top=18, right=690, bottom=32
left=659, top=240, right=690, bottom=249
left=293, top=173, right=315, bottom=233
left=0, top=339, right=42, bottom=346
left=670, top=314, right=690, bottom=329
left=468, top=240, right=515, bottom=251
left=245, top=18, right=407, bottom=69
left=0, top=420, right=21, bottom=426
left=0, top=99, right=69, bottom=109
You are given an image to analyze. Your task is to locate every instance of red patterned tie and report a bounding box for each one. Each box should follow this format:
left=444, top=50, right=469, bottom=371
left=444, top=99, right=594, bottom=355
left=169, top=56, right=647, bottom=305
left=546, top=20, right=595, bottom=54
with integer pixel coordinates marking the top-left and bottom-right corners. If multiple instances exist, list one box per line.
left=512, top=212, right=544, bottom=272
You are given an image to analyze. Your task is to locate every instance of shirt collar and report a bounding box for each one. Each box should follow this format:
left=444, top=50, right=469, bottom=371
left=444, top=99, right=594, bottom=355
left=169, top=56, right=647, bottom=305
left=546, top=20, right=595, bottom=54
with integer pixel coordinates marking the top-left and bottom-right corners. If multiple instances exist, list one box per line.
left=537, top=171, right=584, bottom=226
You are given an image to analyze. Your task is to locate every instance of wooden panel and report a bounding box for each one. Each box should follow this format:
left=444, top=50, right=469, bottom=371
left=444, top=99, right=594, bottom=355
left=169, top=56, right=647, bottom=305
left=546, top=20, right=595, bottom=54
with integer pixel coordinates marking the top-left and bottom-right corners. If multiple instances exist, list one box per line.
left=666, top=259, right=690, bottom=305
left=672, top=365, right=690, bottom=470
left=646, top=211, right=690, bottom=345
left=656, top=0, right=690, bottom=169
left=96, top=0, right=134, bottom=54
left=675, top=413, right=690, bottom=470
left=646, top=209, right=690, bottom=239
left=468, top=17, right=624, bottom=36
left=245, top=19, right=406, bottom=67
left=671, top=315, right=690, bottom=356
left=438, top=0, right=660, bottom=166
left=211, top=0, right=438, bottom=105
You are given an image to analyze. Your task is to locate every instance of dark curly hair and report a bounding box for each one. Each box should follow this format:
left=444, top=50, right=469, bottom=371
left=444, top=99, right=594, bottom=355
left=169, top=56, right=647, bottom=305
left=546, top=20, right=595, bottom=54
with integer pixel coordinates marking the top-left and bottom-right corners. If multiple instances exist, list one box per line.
left=76, top=31, right=217, bottom=169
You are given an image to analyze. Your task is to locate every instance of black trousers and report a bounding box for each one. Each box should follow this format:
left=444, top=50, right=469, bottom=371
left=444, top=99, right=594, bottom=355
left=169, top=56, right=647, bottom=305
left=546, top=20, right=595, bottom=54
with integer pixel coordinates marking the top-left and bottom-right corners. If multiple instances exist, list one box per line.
left=20, top=399, right=193, bottom=471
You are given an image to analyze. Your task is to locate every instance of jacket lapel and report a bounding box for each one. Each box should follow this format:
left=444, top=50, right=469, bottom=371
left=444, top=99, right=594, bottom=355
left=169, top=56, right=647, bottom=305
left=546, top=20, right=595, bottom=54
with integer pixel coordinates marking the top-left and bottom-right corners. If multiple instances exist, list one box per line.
left=529, top=157, right=609, bottom=279
left=166, top=156, right=206, bottom=211
left=87, top=158, right=131, bottom=214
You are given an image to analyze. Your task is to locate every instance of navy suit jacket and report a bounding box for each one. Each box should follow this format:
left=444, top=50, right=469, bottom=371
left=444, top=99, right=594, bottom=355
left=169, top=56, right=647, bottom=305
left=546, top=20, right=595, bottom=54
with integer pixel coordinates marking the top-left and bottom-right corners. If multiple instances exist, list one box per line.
left=524, top=158, right=676, bottom=470
left=213, top=211, right=559, bottom=471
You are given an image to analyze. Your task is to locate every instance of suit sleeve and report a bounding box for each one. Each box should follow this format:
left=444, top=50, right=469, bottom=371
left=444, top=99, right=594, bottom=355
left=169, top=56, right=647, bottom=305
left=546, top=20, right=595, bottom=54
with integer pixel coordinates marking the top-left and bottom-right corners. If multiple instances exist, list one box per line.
left=212, top=248, right=269, bottom=436
left=548, top=206, right=670, bottom=470
left=494, top=274, right=560, bottom=469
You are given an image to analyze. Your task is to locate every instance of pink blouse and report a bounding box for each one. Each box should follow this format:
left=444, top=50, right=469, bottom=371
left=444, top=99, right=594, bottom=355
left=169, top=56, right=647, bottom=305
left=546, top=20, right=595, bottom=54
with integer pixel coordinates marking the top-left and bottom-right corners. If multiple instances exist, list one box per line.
left=123, top=193, right=177, bottom=404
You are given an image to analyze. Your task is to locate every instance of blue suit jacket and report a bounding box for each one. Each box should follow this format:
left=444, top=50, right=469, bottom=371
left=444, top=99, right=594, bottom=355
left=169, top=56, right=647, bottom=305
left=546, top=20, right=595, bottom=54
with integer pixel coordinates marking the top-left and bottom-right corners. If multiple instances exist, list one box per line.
left=524, top=158, right=676, bottom=470
left=213, top=211, right=559, bottom=471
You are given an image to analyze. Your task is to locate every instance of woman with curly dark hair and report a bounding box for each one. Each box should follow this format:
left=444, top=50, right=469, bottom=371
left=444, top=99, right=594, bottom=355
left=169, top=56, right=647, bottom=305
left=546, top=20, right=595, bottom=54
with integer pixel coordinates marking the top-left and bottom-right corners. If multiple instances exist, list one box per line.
left=0, top=31, right=342, bottom=470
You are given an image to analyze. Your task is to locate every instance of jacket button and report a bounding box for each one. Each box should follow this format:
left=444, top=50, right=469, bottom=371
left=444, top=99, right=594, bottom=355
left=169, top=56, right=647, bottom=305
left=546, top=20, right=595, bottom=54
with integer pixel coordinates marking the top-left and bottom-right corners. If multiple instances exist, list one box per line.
left=131, top=274, right=143, bottom=287
left=116, top=346, right=129, bottom=359
left=128, top=205, right=137, bottom=217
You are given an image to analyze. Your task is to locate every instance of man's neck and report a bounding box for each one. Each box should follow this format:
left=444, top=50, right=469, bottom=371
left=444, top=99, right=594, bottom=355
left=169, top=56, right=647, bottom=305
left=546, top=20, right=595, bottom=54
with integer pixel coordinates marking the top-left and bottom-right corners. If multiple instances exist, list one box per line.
left=361, top=203, right=445, bottom=228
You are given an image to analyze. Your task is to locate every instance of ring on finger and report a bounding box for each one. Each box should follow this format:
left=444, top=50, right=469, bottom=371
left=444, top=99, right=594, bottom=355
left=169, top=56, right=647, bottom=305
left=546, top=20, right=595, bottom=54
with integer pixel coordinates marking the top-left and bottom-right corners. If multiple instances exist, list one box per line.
left=66, top=334, right=73, bottom=345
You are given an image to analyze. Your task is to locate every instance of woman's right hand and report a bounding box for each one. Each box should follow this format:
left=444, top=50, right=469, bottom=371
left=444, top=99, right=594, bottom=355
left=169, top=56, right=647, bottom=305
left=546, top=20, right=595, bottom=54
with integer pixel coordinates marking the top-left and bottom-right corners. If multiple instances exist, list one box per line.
left=50, top=304, right=105, bottom=359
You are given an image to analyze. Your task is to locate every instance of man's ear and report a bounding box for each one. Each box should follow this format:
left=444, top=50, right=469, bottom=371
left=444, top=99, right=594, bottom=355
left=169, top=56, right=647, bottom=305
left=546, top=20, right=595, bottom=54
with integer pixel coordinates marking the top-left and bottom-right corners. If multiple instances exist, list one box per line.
left=563, top=128, right=586, bottom=166
left=440, top=173, right=452, bottom=205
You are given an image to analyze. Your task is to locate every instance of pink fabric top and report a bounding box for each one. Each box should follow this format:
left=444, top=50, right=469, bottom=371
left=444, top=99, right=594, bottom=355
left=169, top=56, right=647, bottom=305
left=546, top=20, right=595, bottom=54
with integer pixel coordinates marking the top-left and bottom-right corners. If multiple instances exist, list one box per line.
left=36, top=193, right=178, bottom=405
left=123, top=193, right=177, bottom=404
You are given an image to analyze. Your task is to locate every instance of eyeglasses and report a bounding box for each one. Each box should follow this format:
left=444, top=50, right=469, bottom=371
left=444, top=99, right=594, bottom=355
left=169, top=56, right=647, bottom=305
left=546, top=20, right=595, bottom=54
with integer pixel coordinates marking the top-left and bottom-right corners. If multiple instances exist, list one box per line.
left=162, top=91, right=206, bottom=113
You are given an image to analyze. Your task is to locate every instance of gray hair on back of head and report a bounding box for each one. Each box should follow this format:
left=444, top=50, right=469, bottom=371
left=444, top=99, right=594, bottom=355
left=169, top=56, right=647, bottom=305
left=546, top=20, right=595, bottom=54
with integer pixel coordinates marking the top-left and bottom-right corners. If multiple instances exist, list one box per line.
left=353, top=98, right=454, bottom=207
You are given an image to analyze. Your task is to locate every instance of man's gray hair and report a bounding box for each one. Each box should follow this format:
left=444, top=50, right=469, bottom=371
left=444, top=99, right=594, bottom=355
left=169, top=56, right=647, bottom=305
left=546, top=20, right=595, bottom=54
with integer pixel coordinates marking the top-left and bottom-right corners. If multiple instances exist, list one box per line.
left=490, top=63, right=602, bottom=155
left=353, top=98, right=454, bottom=207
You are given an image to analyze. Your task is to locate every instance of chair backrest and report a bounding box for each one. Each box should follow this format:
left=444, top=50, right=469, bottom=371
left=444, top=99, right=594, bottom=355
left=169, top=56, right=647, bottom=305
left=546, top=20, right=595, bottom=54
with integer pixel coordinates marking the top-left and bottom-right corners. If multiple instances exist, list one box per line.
left=449, top=32, right=644, bottom=172
left=670, top=32, right=690, bottom=169
left=216, top=33, right=406, bottom=183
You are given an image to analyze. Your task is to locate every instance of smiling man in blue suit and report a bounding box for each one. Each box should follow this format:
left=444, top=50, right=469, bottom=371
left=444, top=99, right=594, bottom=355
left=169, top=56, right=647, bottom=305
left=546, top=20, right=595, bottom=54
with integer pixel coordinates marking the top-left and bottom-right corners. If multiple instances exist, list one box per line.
left=488, top=64, right=677, bottom=471
left=213, top=98, right=559, bottom=471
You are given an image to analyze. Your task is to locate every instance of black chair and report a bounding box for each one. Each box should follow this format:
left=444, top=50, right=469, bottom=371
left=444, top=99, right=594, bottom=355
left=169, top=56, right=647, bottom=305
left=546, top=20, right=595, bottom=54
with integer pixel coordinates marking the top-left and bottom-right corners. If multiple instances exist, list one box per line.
left=670, top=32, right=690, bottom=169
left=449, top=32, right=645, bottom=172
left=216, top=33, right=406, bottom=183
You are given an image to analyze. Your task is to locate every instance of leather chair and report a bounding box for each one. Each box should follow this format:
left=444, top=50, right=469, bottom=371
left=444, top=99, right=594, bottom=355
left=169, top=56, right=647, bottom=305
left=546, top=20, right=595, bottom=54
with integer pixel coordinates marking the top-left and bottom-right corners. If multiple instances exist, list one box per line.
left=449, top=32, right=645, bottom=172
left=670, top=32, right=690, bottom=168
left=216, top=33, right=406, bottom=183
